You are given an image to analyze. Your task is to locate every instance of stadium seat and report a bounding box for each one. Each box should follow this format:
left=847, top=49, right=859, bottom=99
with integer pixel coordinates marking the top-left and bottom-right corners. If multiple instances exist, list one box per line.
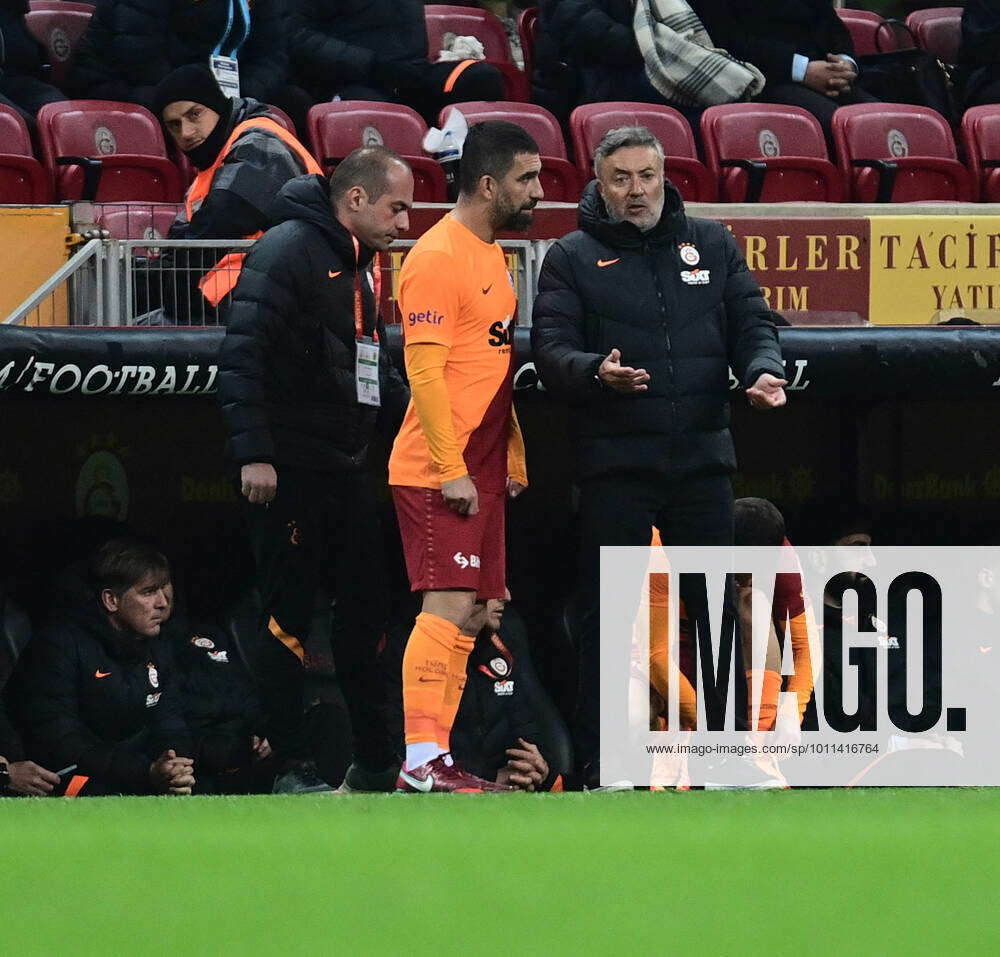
left=960, top=106, right=1000, bottom=202
left=517, top=6, right=539, bottom=81
left=907, top=7, right=963, bottom=65
left=36, top=100, right=184, bottom=202
left=0, top=104, right=53, bottom=204
left=306, top=101, right=446, bottom=202
left=701, top=104, right=845, bottom=202
left=23, top=8, right=92, bottom=93
left=832, top=102, right=974, bottom=202
left=441, top=101, right=580, bottom=201
left=424, top=5, right=529, bottom=101
left=92, top=202, right=183, bottom=256
left=264, top=104, right=296, bottom=136
left=836, top=8, right=884, bottom=56
left=569, top=101, right=716, bottom=202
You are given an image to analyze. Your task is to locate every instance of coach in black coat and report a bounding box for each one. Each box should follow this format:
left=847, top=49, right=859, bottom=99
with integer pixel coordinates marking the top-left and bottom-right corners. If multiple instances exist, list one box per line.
left=9, top=546, right=193, bottom=796
left=70, top=0, right=289, bottom=112
left=531, top=126, right=785, bottom=785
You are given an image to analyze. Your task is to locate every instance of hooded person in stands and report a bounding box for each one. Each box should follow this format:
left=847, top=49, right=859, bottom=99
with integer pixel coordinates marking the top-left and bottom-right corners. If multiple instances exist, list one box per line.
left=7, top=540, right=195, bottom=797
left=138, top=65, right=321, bottom=323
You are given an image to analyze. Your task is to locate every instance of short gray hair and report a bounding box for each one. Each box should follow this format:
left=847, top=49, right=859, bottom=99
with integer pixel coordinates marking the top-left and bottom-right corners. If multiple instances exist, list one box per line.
left=592, top=126, right=664, bottom=174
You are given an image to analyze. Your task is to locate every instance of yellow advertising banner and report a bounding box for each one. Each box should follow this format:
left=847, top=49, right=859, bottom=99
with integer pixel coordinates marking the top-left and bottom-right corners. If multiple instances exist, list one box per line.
left=0, top=206, right=71, bottom=325
left=868, top=215, right=1000, bottom=325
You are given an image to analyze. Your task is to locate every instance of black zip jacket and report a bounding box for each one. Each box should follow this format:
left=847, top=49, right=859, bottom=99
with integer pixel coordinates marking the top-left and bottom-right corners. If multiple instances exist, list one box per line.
left=531, top=179, right=784, bottom=483
left=9, top=604, right=191, bottom=794
left=70, top=0, right=288, bottom=111
left=158, top=617, right=263, bottom=774
left=218, top=173, right=409, bottom=472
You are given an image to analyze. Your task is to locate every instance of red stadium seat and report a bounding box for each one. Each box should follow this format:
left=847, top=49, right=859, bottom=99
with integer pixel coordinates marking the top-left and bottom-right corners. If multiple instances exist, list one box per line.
left=569, top=101, right=716, bottom=202
left=92, top=202, right=183, bottom=256
left=23, top=8, right=92, bottom=93
left=441, top=101, right=580, bottom=200
left=36, top=100, right=184, bottom=202
left=701, top=104, right=845, bottom=202
left=307, top=101, right=446, bottom=202
left=832, top=102, right=974, bottom=202
left=518, top=7, right=539, bottom=80
left=0, top=104, right=53, bottom=203
left=424, top=5, right=529, bottom=101
left=907, top=7, right=963, bottom=65
left=960, top=106, right=1000, bottom=202
left=836, top=8, right=884, bottom=57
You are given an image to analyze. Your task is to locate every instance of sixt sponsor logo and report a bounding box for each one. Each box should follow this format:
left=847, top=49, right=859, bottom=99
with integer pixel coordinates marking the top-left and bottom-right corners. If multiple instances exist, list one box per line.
left=408, top=310, right=445, bottom=326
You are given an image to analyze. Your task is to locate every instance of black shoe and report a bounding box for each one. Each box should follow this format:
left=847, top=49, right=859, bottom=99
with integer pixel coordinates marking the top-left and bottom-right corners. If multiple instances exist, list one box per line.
left=334, top=762, right=400, bottom=793
left=272, top=761, right=334, bottom=794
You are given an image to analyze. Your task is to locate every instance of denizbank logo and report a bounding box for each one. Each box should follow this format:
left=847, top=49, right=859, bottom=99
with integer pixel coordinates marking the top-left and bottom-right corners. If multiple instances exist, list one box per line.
left=600, top=546, right=998, bottom=787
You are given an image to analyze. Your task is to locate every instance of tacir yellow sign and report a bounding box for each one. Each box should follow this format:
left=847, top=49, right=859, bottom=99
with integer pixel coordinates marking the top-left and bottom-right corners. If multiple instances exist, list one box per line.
left=868, top=215, right=1000, bottom=325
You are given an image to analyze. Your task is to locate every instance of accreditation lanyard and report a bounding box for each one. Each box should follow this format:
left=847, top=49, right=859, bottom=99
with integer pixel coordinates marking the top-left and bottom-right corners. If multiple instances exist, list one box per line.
left=352, top=235, right=381, bottom=407
left=210, top=0, right=251, bottom=97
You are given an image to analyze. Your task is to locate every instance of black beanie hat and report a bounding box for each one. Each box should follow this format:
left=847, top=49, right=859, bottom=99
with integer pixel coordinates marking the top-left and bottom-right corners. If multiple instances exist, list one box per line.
left=152, top=65, right=232, bottom=119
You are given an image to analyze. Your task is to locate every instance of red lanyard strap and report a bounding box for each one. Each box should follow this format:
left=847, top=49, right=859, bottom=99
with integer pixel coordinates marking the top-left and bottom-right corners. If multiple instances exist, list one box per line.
left=352, top=236, right=380, bottom=343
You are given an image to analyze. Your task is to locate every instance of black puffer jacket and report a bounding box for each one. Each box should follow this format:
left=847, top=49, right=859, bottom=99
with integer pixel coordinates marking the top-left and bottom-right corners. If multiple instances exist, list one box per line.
left=8, top=602, right=191, bottom=794
left=218, top=173, right=409, bottom=472
left=692, top=0, right=854, bottom=88
left=287, top=0, right=428, bottom=101
left=531, top=180, right=784, bottom=482
left=70, top=0, right=288, bottom=111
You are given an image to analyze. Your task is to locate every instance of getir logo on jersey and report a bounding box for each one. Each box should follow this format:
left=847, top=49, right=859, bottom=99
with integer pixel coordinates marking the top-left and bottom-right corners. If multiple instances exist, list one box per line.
left=488, top=315, right=514, bottom=348
left=408, top=309, right=445, bottom=326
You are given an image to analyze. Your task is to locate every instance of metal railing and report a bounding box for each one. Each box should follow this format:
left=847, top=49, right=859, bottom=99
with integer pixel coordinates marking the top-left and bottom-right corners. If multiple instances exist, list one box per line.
left=4, top=234, right=545, bottom=328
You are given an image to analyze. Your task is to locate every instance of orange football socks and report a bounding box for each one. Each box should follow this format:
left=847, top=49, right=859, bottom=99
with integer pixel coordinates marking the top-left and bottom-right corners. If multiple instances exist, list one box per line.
left=402, top=612, right=461, bottom=769
left=436, top=630, right=476, bottom=751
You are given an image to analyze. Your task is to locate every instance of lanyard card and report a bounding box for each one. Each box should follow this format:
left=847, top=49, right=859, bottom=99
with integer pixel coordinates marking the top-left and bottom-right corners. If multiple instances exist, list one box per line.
left=356, top=336, right=381, bottom=407
left=209, top=55, right=241, bottom=98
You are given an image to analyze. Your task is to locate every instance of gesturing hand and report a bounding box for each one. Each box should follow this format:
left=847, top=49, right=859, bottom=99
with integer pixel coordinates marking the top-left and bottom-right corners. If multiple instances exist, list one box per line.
left=746, top=373, right=787, bottom=410
left=598, top=348, right=650, bottom=394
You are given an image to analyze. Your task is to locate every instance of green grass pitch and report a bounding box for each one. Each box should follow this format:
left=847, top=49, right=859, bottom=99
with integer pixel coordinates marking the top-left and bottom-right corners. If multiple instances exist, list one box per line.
left=5, top=789, right=1000, bottom=955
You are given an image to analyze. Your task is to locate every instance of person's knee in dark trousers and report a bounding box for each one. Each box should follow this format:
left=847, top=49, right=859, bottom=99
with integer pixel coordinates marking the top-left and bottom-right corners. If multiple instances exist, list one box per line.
left=408, top=61, right=505, bottom=126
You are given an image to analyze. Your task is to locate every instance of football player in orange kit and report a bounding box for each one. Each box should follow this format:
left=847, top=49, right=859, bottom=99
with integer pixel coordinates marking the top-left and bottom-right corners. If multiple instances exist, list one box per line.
left=389, top=121, right=543, bottom=792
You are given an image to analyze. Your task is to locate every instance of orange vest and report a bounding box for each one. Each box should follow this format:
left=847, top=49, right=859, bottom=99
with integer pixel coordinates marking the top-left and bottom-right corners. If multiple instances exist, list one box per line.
left=187, top=117, right=323, bottom=307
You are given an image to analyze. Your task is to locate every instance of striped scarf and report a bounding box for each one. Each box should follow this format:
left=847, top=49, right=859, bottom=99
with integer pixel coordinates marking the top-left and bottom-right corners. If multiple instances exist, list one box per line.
left=633, top=0, right=766, bottom=107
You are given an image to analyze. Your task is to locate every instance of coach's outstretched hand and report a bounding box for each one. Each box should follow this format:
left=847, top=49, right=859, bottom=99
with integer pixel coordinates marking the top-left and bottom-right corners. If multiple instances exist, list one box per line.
left=746, top=373, right=787, bottom=410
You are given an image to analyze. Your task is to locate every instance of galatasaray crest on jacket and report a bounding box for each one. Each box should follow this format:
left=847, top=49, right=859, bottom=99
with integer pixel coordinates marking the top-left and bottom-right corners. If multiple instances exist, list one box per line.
left=192, top=636, right=215, bottom=650
left=678, top=243, right=700, bottom=266
left=147, top=662, right=159, bottom=689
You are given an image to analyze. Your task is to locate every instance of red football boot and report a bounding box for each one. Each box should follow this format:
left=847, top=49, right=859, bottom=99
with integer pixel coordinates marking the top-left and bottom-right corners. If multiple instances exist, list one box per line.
left=396, top=755, right=515, bottom=793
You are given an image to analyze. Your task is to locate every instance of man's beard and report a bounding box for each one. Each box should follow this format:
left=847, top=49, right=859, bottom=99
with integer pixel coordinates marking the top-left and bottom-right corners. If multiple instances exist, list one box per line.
left=494, top=195, right=535, bottom=232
